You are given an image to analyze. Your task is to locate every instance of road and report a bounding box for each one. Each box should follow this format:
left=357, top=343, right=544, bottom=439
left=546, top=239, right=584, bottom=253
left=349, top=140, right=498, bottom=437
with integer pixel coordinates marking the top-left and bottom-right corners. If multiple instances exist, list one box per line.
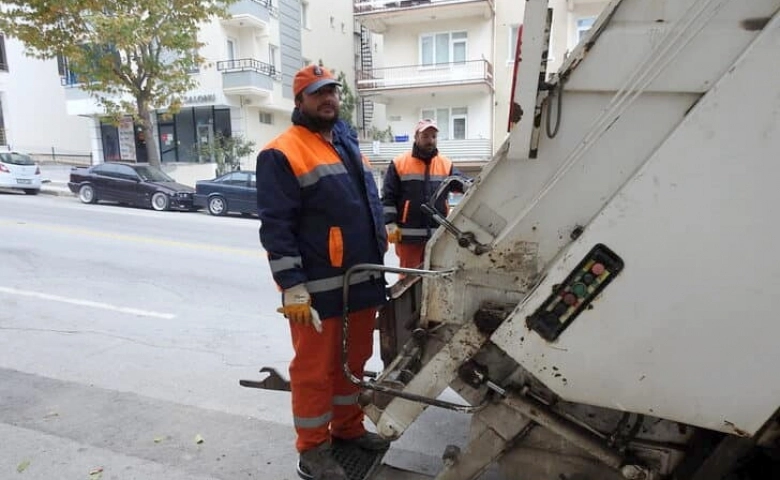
left=0, top=191, right=496, bottom=480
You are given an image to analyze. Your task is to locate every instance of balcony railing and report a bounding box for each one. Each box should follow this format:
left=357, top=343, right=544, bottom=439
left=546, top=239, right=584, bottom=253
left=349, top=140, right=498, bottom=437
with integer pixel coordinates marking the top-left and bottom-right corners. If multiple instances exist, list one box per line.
left=217, top=58, right=278, bottom=97
left=354, top=0, right=493, bottom=14
left=357, top=60, right=493, bottom=92
left=217, top=58, right=279, bottom=78
left=359, top=138, right=492, bottom=163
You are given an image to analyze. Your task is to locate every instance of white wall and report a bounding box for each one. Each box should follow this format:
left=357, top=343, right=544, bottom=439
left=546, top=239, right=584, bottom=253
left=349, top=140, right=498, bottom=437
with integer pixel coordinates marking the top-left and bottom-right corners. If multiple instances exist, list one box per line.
left=301, top=0, right=356, bottom=89
left=382, top=17, right=492, bottom=66
left=385, top=91, right=492, bottom=140
left=0, top=38, right=91, bottom=154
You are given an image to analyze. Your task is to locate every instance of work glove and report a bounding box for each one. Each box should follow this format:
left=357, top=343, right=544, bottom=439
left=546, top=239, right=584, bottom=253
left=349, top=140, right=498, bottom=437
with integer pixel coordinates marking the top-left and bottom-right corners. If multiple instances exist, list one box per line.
left=386, top=223, right=401, bottom=244
left=277, top=284, right=322, bottom=333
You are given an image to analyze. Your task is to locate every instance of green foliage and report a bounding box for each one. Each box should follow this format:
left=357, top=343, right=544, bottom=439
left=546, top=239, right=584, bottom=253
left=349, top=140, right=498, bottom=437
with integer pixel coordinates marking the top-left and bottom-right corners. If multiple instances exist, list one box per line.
left=336, top=71, right=357, bottom=131
left=368, top=125, right=394, bottom=142
left=0, top=0, right=235, bottom=166
left=193, top=133, right=257, bottom=177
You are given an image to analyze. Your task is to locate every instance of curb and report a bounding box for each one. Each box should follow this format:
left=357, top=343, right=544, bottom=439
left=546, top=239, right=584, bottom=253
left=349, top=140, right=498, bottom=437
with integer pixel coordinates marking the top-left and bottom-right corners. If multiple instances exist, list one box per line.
left=39, top=188, right=74, bottom=197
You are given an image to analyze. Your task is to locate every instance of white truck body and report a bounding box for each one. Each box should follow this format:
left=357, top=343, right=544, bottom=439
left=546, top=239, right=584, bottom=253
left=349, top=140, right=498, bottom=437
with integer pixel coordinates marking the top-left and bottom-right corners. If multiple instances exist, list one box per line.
left=364, top=0, right=780, bottom=478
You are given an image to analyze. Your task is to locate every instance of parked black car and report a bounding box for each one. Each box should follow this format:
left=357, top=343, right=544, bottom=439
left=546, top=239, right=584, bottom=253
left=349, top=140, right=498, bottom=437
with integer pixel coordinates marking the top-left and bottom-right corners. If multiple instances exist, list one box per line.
left=194, top=171, right=257, bottom=216
left=68, top=162, right=196, bottom=211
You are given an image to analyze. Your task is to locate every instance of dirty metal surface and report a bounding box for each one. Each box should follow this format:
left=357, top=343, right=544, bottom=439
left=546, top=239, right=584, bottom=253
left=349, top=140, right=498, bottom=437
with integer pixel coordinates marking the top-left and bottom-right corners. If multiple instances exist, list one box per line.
left=297, top=442, right=386, bottom=480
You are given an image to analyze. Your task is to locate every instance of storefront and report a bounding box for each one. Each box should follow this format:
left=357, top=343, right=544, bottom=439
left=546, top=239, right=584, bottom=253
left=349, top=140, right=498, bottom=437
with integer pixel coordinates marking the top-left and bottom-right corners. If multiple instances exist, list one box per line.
left=156, top=105, right=232, bottom=163
left=99, top=116, right=148, bottom=163
left=98, top=104, right=233, bottom=164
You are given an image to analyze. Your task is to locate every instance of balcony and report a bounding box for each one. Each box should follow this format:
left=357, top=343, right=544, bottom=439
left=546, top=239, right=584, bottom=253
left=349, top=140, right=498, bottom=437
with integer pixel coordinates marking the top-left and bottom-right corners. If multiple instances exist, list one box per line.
left=354, top=0, right=493, bottom=33
left=218, top=58, right=278, bottom=100
left=360, top=138, right=492, bottom=163
left=222, top=0, right=276, bottom=30
left=357, top=60, right=493, bottom=96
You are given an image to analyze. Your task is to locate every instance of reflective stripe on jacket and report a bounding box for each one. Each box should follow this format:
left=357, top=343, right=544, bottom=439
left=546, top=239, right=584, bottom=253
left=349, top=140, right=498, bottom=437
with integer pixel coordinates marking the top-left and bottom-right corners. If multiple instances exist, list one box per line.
left=381, top=151, right=454, bottom=244
left=256, top=120, right=387, bottom=319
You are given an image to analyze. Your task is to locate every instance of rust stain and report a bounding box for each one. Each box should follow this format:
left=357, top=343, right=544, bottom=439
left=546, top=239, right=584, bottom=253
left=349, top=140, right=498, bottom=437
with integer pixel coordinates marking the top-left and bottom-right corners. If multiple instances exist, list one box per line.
left=724, top=420, right=751, bottom=437
left=740, top=17, right=771, bottom=31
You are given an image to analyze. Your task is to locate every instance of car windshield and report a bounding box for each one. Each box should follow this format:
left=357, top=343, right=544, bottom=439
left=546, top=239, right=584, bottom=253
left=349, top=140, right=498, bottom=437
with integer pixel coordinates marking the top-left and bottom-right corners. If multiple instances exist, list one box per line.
left=0, top=153, right=35, bottom=166
left=135, top=165, right=174, bottom=182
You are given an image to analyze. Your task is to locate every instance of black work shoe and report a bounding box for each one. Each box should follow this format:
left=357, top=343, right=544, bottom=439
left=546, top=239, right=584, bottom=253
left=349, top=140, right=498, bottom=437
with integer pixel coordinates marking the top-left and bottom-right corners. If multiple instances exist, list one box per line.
left=298, top=442, right=347, bottom=480
left=333, top=431, right=390, bottom=452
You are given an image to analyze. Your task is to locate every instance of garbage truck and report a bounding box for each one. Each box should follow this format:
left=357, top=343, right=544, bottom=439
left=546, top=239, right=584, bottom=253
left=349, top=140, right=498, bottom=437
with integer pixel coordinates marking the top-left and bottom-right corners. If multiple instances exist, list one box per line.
left=246, top=0, right=780, bottom=478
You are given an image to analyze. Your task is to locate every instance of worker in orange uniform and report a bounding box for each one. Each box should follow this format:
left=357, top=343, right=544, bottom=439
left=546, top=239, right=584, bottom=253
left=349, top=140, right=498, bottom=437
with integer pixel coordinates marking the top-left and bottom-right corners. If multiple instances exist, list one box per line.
left=381, top=119, right=465, bottom=269
left=255, top=64, right=390, bottom=480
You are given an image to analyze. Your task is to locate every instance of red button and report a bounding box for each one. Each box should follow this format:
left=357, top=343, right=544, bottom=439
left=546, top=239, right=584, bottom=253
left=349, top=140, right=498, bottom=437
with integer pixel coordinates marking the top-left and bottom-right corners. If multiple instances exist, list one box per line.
left=563, top=293, right=578, bottom=306
left=591, top=263, right=605, bottom=275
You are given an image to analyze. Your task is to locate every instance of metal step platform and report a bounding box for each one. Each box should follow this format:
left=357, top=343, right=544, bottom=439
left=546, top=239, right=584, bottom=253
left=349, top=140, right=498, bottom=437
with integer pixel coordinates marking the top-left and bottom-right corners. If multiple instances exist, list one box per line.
left=296, top=442, right=386, bottom=480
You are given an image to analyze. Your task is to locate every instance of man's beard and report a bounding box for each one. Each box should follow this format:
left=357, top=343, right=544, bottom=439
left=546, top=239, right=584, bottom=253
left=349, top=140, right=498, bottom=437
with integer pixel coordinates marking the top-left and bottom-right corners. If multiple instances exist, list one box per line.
left=300, top=108, right=339, bottom=132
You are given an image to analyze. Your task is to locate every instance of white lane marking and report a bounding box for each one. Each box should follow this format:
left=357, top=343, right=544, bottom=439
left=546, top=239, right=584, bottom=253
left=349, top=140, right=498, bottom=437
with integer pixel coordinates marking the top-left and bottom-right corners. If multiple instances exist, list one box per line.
left=0, top=286, right=176, bottom=320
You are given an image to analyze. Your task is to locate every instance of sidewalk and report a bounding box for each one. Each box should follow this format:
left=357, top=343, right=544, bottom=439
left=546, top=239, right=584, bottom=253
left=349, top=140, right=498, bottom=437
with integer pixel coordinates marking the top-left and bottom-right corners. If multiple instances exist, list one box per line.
left=40, top=180, right=73, bottom=197
left=39, top=164, right=75, bottom=197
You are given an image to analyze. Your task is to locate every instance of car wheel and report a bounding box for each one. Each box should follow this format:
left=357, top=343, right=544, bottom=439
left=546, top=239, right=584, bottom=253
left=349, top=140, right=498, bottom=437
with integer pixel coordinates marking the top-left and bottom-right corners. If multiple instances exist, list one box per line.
left=23, top=189, right=39, bottom=195
left=78, top=184, right=97, bottom=204
left=151, top=192, right=170, bottom=211
left=208, top=195, right=227, bottom=216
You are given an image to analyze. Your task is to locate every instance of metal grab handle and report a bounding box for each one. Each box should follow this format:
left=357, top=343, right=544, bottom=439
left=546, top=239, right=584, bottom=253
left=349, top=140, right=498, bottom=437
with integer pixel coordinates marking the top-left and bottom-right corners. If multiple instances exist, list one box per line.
left=421, top=176, right=491, bottom=255
left=340, top=263, right=489, bottom=413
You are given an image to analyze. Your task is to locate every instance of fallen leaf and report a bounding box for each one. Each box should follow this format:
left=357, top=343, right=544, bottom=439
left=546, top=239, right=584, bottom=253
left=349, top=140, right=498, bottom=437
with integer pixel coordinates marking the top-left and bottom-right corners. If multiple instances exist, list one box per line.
left=89, top=466, right=104, bottom=479
left=195, top=434, right=205, bottom=444
left=44, top=411, right=59, bottom=419
left=17, top=460, right=31, bottom=473
left=153, top=436, right=164, bottom=444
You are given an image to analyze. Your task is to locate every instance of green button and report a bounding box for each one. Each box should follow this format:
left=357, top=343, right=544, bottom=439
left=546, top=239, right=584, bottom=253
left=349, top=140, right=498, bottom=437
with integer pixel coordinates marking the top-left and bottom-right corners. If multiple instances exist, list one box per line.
left=572, top=283, right=587, bottom=298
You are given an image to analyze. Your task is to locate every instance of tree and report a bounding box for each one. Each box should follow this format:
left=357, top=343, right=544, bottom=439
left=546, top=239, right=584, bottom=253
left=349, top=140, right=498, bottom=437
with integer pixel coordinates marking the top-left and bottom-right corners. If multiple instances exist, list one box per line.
left=0, top=0, right=234, bottom=167
left=193, top=132, right=256, bottom=177
left=336, top=71, right=358, bottom=131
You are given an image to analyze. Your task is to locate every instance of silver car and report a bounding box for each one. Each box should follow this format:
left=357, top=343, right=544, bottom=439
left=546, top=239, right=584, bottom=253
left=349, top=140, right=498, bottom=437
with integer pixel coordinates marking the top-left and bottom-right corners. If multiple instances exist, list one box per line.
left=0, top=151, right=41, bottom=195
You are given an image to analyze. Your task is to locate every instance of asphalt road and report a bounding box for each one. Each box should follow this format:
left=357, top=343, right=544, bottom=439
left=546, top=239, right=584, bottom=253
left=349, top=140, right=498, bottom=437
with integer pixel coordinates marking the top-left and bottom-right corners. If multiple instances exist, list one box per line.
left=0, top=191, right=496, bottom=480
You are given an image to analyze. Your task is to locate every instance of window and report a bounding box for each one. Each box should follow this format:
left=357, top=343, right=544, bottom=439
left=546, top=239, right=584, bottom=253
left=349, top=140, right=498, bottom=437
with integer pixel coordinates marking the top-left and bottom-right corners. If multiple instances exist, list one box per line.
left=420, top=31, right=467, bottom=66
left=268, top=44, right=279, bottom=75
left=222, top=172, right=251, bottom=186
left=0, top=97, right=6, bottom=146
left=94, top=163, right=122, bottom=178
left=577, top=17, right=596, bottom=43
left=301, top=1, right=310, bottom=29
left=420, top=107, right=467, bottom=140
left=452, top=107, right=467, bottom=140
left=186, top=48, right=200, bottom=74
left=509, top=24, right=521, bottom=62
left=115, top=165, right=140, bottom=181
left=259, top=112, right=274, bottom=125
left=226, top=38, right=237, bottom=61
left=0, top=35, right=7, bottom=72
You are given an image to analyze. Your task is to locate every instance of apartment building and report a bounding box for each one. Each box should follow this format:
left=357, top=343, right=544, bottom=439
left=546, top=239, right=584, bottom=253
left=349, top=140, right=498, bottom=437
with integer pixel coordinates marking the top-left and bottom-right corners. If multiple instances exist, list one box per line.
left=0, top=35, right=91, bottom=158
left=354, top=0, right=609, bottom=170
left=63, top=0, right=357, bottom=167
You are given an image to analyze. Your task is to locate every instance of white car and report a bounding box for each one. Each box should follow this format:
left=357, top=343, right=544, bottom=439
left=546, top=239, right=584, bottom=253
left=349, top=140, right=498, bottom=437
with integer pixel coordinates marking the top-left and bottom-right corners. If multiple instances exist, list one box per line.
left=0, top=151, right=42, bottom=194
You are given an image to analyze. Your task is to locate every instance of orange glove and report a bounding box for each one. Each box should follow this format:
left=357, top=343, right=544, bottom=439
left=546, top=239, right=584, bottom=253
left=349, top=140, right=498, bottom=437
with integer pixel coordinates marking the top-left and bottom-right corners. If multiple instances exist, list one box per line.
left=277, top=284, right=322, bottom=332
left=386, top=223, right=401, bottom=244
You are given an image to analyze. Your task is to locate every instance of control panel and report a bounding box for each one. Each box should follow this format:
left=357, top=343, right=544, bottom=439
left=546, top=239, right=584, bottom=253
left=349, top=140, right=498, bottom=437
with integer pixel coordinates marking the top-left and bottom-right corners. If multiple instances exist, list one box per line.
left=527, top=244, right=624, bottom=341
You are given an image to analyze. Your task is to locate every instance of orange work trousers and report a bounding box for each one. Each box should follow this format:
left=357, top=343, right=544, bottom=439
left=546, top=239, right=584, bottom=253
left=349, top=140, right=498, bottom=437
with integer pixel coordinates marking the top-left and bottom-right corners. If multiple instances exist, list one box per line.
left=289, top=307, right=376, bottom=452
left=395, top=242, right=426, bottom=270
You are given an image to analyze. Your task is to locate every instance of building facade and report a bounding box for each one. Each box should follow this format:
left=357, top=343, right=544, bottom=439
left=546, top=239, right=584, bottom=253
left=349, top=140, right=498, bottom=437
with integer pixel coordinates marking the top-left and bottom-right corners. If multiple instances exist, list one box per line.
left=63, top=0, right=358, bottom=169
left=354, top=0, right=609, bottom=169
left=0, top=35, right=91, bottom=159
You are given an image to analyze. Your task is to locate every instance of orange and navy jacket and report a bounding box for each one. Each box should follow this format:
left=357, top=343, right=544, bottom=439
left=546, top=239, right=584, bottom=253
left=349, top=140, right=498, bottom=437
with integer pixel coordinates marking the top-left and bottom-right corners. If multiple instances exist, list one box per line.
left=255, top=116, right=386, bottom=319
left=381, top=151, right=459, bottom=244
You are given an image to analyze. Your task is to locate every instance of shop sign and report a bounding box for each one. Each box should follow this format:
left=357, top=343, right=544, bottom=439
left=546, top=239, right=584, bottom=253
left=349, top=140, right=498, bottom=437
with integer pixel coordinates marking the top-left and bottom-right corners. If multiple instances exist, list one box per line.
left=182, top=93, right=216, bottom=105
left=118, top=116, right=137, bottom=161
